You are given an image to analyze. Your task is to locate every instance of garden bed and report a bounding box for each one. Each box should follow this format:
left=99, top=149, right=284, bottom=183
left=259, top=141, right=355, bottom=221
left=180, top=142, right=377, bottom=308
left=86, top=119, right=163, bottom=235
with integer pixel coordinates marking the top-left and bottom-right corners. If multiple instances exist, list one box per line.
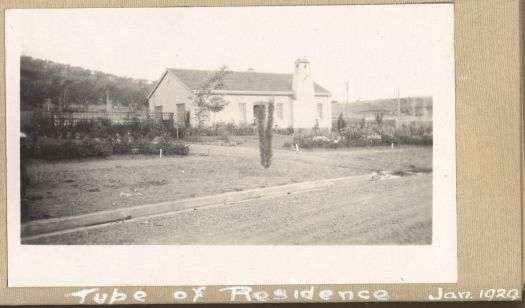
left=25, top=137, right=189, bottom=160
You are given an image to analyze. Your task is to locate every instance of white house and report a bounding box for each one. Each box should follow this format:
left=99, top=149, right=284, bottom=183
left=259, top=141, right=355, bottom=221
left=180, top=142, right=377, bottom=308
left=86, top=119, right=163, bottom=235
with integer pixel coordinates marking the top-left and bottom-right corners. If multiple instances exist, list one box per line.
left=147, top=59, right=332, bottom=131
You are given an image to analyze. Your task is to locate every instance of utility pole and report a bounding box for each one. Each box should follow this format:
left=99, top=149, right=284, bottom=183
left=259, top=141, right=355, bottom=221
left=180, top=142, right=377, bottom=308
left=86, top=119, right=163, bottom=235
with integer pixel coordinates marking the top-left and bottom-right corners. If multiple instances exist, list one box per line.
left=105, top=90, right=111, bottom=113
left=345, top=81, right=349, bottom=119
left=411, top=97, right=416, bottom=121
left=397, top=88, right=401, bottom=128
left=346, top=81, right=349, bottom=104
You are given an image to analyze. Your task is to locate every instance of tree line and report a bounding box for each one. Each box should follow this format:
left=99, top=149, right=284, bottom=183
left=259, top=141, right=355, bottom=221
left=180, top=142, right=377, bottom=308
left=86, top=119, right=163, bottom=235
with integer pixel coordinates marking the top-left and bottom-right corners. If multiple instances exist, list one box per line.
left=20, top=56, right=154, bottom=111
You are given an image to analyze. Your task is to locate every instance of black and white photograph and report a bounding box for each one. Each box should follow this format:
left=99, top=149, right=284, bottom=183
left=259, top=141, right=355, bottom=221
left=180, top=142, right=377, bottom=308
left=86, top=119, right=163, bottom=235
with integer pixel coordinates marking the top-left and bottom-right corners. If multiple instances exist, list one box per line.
left=6, top=4, right=457, bottom=286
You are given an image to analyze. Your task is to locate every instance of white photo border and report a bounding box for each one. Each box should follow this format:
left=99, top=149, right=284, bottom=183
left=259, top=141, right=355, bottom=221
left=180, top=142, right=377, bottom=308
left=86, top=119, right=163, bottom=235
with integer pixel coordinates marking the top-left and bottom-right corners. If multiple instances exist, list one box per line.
left=6, top=4, right=456, bottom=287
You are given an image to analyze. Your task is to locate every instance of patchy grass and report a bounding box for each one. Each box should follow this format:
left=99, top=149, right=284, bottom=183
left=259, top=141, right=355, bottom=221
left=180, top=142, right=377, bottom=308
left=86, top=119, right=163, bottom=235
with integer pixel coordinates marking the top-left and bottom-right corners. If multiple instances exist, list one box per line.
left=25, top=144, right=431, bottom=220
left=27, top=174, right=432, bottom=245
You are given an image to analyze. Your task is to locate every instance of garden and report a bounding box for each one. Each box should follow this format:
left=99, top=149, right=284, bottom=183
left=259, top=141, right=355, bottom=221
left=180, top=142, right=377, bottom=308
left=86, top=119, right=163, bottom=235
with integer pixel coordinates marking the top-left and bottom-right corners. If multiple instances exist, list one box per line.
left=22, top=113, right=432, bottom=161
left=21, top=109, right=433, bottom=231
left=284, top=121, right=433, bottom=150
left=22, top=117, right=191, bottom=160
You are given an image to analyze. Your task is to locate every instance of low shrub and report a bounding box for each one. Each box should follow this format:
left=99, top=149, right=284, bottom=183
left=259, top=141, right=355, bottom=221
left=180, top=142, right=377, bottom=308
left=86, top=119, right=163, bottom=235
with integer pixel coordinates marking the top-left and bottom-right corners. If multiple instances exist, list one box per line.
left=132, top=140, right=159, bottom=155
left=182, top=134, right=204, bottom=143
left=391, top=124, right=433, bottom=146
left=285, top=135, right=344, bottom=150
left=124, top=139, right=190, bottom=156
left=112, top=142, right=133, bottom=155
left=183, top=123, right=256, bottom=138
left=35, top=138, right=114, bottom=160
left=236, top=123, right=257, bottom=136
left=218, top=134, right=232, bottom=143
left=274, top=126, right=294, bottom=135
left=159, top=141, right=190, bottom=156
left=29, top=137, right=190, bottom=160
left=80, top=139, right=113, bottom=158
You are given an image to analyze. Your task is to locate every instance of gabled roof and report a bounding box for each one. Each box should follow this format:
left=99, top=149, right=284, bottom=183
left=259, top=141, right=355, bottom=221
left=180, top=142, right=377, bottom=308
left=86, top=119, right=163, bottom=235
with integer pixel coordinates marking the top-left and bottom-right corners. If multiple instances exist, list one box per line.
left=147, top=68, right=331, bottom=98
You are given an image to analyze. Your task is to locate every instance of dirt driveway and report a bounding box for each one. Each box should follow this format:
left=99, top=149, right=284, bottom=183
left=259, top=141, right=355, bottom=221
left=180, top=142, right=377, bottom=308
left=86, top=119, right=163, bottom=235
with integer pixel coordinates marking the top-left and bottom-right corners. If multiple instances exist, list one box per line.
left=25, top=144, right=432, bottom=221
left=25, top=172, right=432, bottom=245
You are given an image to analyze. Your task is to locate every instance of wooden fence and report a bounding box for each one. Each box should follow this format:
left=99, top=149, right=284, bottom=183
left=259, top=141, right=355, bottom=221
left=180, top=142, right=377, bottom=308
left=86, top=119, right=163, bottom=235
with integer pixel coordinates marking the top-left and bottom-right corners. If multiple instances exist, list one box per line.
left=22, top=111, right=175, bottom=129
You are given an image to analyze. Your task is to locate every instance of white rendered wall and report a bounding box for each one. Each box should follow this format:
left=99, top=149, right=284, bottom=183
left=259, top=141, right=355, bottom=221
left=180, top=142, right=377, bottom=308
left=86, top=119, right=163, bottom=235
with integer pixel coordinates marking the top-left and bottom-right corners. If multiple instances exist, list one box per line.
left=207, top=95, right=292, bottom=128
left=148, top=72, right=193, bottom=119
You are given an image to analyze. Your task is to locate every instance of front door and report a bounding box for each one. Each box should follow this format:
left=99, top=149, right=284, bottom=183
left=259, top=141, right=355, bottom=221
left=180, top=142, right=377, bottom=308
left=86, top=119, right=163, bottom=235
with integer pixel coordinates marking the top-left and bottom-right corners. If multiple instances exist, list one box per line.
left=253, top=105, right=265, bottom=124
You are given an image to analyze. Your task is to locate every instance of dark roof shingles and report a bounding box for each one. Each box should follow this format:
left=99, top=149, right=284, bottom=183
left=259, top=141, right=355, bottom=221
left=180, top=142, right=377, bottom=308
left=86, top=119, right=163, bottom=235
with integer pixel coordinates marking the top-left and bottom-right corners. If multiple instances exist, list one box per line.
left=167, top=68, right=330, bottom=94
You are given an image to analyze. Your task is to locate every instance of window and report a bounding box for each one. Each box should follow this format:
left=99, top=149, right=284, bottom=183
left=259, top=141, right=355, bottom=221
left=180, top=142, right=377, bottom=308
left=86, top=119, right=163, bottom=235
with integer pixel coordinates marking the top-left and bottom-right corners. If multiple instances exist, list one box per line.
left=276, top=103, right=284, bottom=120
left=253, top=105, right=263, bottom=125
left=317, top=103, right=323, bottom=119
left=176, top=104, right=185, bottom=124
left=239, top=103, right=247, bottom=123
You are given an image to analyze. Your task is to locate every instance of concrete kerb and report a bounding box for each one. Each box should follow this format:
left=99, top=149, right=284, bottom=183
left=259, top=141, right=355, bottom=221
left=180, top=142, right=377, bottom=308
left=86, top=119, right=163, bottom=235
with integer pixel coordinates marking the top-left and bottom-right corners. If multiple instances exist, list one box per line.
left=21, top=173, right=373, bottom=238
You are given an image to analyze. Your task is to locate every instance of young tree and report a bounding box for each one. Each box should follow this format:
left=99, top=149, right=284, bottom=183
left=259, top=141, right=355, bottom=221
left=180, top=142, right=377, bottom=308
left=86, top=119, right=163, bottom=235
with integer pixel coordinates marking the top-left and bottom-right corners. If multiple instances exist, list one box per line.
left=312, top=119, right=320, bottom=136
left=337, top=113, right=346, bottom=132
left=184, top=110, right=191, bottom=128
left=255, top=99, right=274, bottom=168
left=193, top=66, right=232, bottom=128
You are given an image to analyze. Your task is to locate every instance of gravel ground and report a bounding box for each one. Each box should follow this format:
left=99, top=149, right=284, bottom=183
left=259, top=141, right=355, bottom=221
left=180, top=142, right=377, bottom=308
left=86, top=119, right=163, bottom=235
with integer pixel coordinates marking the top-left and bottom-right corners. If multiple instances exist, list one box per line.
left=25, top=173, right=432, bottom=245
left=25, top=144, right=432, bottom=221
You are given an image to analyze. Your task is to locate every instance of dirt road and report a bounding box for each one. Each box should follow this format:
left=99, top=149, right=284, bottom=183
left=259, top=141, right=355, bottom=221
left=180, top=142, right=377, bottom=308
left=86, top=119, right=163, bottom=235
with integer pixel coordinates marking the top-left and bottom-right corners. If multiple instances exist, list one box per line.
left=26, top=173, right=432, bottom=245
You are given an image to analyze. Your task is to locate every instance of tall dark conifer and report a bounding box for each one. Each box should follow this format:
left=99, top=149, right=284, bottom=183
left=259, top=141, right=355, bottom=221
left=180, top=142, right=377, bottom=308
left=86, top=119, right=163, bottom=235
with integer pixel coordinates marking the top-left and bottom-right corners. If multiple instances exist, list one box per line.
left=255, top=99, right=274, bottom=168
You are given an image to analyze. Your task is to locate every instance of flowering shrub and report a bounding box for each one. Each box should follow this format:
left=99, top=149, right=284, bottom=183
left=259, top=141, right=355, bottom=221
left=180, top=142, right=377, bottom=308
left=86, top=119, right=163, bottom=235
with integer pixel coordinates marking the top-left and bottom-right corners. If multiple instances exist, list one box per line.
left=283, top=123, right=432, bottom=149
left=158, top=140, right=190, bottom=156
left=184, top=122, right=256, bottom=138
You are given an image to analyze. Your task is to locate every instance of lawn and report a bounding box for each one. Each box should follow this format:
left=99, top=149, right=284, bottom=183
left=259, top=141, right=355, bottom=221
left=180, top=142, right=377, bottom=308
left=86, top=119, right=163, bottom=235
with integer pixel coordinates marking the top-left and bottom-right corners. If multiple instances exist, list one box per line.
left=25, top=143, right=432, bottom=221
left=27, top=173, right=432, bottom=245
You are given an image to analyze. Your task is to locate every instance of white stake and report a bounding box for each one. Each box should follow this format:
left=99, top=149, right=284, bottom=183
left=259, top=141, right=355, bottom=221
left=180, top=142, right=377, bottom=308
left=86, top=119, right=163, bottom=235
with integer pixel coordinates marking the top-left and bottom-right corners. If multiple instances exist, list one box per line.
left=160, top=148, right=163, bottom=158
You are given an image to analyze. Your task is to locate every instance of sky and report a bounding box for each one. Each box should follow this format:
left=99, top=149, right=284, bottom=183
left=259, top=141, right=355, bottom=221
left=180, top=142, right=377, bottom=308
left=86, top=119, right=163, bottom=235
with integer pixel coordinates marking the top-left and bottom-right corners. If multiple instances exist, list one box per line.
left=16, top=5, right=454, bottom=102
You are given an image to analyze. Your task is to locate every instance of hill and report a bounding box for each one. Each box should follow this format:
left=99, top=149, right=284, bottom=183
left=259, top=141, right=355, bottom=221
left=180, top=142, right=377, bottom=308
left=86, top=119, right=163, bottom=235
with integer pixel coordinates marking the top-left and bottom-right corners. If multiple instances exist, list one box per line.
left=20, top=56, right=154, bottom=111
left=332, top=96, right=433, bottom=119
